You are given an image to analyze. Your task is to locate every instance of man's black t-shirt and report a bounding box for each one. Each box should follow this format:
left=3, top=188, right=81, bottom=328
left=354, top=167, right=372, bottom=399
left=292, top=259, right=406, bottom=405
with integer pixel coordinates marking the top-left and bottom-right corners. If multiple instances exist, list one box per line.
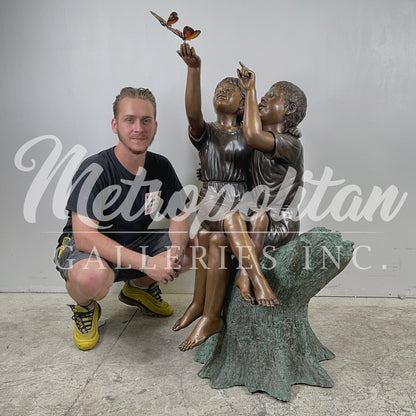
left=60, top=147, right=187, bottom=246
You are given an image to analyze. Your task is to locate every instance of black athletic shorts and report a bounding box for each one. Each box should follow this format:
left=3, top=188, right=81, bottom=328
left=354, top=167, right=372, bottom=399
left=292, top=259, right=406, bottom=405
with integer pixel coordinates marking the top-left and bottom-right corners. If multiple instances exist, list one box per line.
left=53, top=230, right=171, bottom=282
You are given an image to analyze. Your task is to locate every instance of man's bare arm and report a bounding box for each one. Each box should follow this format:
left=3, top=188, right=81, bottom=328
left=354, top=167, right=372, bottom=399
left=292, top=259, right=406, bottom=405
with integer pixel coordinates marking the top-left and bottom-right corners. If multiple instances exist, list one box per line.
left=72, top=212, right=176, bottom=283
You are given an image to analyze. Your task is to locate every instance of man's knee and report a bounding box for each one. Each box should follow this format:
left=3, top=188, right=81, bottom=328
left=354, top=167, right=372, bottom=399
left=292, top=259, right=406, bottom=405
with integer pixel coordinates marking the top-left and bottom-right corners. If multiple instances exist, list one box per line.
left=67, top=260, right=114, bottom=293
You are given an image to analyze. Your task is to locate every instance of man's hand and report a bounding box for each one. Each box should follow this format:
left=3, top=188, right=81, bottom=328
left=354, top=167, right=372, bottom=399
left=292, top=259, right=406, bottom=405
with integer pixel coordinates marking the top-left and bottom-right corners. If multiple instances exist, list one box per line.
left=237, top=61, right=256, bottom=91
left=177, top=42, right=201, bottom=68
left=168, top=244, right=185, bottom=277
left=144, top=252, right=178, bottom=284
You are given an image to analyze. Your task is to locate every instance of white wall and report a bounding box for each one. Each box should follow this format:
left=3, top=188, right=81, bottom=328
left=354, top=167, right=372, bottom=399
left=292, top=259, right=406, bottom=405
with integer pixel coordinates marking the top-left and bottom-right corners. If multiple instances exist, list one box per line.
left=1, top=0, right=415, bottom=296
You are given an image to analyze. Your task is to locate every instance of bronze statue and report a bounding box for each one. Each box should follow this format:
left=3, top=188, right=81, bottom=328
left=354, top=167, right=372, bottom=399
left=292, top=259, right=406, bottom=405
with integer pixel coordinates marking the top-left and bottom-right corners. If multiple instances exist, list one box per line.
left=173, top=44, right=279, bottom=351
left=235, top=62, right=306, bottom=298
left=194, top=65, right=353, bottom=401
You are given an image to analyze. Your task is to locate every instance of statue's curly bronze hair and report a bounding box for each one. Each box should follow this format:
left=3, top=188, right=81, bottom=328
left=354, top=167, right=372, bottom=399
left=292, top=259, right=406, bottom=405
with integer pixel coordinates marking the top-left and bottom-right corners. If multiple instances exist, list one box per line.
left=270, top=81, right=307, bottom=129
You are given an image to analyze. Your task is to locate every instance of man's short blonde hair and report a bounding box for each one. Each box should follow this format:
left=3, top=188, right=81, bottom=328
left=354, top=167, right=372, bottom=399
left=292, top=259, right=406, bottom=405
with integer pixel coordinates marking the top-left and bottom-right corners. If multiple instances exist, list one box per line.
left=113, top=87, right=157, bottom=119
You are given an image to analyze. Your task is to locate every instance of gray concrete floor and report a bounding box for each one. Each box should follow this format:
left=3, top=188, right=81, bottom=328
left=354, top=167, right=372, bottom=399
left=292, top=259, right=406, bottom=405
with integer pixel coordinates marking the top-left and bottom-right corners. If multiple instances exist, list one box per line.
left=0, top=292, right=415, bottom=416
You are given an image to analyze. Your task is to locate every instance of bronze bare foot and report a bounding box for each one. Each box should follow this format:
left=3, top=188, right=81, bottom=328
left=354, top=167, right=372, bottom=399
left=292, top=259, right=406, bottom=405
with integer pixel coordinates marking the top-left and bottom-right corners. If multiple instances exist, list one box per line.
left=179, top=316, right=224, bottom=351
left=251, top=275, right=279, bottom=307
left=235, top=269, right=256, bottom=304
left=172, top=302, right=203, bottom=331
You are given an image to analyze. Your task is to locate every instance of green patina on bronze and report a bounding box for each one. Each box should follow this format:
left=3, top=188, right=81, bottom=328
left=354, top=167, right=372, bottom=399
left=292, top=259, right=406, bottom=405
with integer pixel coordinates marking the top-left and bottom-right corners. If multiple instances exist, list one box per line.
left=195, top=227, right=354, bottom=402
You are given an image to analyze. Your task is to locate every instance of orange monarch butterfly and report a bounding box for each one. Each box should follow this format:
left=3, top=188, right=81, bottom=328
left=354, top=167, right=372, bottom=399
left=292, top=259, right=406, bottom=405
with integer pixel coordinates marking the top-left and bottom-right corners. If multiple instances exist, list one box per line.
left=150, top=11, right=201, bottom=41
left=166, top=12, right=178, bottom=26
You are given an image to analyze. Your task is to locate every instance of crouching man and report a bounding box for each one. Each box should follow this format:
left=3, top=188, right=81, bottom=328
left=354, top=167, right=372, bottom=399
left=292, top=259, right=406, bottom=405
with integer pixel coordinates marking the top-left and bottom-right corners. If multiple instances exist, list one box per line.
left=54, top=87, right=193, bottom=350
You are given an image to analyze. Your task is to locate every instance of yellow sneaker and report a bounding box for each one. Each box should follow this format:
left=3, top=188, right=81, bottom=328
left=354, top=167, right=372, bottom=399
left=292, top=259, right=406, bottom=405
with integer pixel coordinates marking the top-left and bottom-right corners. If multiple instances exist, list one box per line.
left=68, top=301, right=101, bottom=351
left=119, top=281, right=173, bottom=316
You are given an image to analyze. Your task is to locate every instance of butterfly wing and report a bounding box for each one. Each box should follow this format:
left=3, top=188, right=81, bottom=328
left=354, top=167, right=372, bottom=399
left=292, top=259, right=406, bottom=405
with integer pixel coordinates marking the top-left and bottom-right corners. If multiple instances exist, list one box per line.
left=167, top=12, right=179, bottom=26
left=166, top=25, right=185, bottom=40
left=151, top=11, right=200, bottom=41
left=150, top=11, right=168, bottom=27
left=183, top=26, right=201, bottom=41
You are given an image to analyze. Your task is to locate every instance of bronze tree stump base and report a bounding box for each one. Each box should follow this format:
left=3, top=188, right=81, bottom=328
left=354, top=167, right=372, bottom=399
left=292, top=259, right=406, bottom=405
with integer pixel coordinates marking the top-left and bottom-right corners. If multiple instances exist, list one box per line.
left=195, top=227, right=354, bottom=402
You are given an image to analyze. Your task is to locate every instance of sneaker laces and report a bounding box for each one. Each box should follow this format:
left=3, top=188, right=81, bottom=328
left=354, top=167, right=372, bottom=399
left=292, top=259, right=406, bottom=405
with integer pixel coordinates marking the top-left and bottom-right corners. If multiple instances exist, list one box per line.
left=145, top=283, right=163, bottom=302
left=68, top=304, right=95, bottom=334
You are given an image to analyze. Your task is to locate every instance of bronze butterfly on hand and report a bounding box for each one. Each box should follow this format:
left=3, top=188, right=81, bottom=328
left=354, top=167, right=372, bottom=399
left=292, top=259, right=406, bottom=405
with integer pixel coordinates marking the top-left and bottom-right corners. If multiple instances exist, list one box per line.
left=150, top=11, right=201, bottom=41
